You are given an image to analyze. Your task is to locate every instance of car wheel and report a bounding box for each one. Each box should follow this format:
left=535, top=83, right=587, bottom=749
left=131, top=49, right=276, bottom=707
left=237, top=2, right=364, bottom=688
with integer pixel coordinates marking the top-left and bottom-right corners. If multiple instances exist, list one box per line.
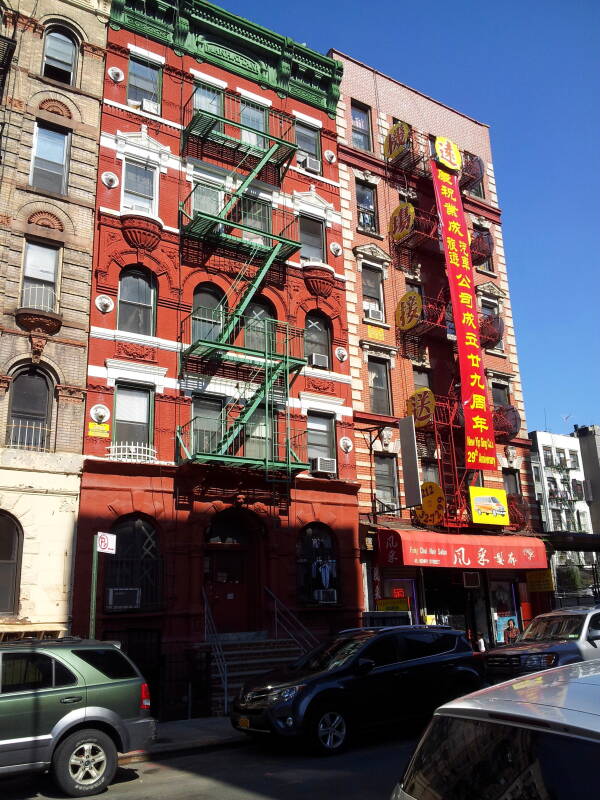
left=308, top=704, right=349, bottom=755
left=52, top=728, right=117, bottom=797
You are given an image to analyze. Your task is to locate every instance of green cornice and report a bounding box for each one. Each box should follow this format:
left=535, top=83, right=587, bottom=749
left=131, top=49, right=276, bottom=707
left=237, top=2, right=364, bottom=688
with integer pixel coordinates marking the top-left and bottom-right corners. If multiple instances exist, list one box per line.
left=110, top=0, right=342, bottom=116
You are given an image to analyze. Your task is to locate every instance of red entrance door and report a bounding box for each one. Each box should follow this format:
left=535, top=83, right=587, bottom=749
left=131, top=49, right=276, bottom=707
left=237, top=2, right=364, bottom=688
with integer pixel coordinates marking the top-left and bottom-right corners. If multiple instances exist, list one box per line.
left=203, top=509, right=262, bottom=633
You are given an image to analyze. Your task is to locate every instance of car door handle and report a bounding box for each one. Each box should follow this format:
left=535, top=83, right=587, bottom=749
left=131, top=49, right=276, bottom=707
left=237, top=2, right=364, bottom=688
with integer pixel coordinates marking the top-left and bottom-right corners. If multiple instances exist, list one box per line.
left=60, top=696, right=82, bottom=704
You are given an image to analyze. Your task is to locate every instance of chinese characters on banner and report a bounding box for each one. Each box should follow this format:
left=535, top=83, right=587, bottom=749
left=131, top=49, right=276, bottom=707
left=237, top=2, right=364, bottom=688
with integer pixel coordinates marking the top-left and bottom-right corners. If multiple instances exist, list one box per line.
left=430, top=157, right=497, bottom=470
left=377, top=530, right=547, bottom=570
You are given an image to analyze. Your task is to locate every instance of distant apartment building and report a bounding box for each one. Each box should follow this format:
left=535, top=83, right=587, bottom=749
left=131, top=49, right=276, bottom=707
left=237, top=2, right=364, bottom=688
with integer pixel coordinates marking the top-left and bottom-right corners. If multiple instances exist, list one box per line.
left=0, top=1, right=106, bottom=638
left=573, top=425, right=600, bottom=534
left=330, top=50, right=546, bottom=647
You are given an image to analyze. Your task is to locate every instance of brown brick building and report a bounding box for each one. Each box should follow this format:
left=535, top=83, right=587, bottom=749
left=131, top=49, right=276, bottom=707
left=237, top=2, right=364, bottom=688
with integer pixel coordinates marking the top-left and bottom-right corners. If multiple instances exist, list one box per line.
left=0, top=1, right=107, bottom=638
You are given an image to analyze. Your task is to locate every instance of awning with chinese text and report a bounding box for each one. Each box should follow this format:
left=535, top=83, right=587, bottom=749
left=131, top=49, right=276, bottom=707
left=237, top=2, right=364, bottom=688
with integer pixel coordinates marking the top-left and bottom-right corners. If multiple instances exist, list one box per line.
left=377, top=529, right=547, bottom=570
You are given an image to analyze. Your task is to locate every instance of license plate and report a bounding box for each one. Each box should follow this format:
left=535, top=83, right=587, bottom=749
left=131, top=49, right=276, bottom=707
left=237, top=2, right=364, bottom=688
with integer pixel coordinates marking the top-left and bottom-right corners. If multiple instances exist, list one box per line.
left=238, top=716, right=250, bottom=729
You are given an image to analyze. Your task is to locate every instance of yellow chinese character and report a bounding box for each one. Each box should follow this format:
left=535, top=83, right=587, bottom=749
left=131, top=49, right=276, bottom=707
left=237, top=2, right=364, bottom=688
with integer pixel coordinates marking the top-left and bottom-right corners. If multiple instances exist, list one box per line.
left=469, top=373, right=485, bottom=390
left=472, top=415, right=489, bottom=432
left=458, top=241, right=467, bottom=253
left=465, top=332, right=478, bottom=347
left=461, top=254, right=470, bottom=268
left=446, top=237, right=457, bottom=251
left=467, top=353, right=481, bottom=368
left=438, top=169, right=452, bottom=184
left=448, top=251, right=459, bottom=266
left=441, top=185, right=456, bottom=200
left=448, top=221, right=464, bottom=236
left=456, top=273, right=471, bottom=288
left=459, top=292, right=472, bottom=307
left=462, top=312, right=476, bottom=329
left=443, top=203, right=458, bottom=217
left=470, top=394, right=487, bottom=410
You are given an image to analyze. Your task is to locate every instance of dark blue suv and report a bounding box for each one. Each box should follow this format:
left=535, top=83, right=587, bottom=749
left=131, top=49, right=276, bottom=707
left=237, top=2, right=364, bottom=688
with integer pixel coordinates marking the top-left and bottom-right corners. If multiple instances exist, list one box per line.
left=231, top=625, right=483, bottom=753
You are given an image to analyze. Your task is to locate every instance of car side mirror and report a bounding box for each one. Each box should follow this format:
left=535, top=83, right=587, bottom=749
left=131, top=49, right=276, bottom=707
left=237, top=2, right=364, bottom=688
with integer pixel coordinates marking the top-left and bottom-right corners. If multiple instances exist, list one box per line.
left=588, top=632, right=600, bottom=645
left=356, top=658, right=375, bottom=675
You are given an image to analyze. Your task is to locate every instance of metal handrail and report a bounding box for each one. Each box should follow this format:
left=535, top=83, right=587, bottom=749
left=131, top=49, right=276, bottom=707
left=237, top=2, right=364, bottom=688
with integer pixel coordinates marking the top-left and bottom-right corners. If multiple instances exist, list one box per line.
left=264, top=587, right=318, bottom=653
left=202, top=588, right=228, bottom=714
left=106, top=442, right=157, bottom=463
left=6, top=420, right=52, bottom=452
left=19, top=284, right=58, bottom=313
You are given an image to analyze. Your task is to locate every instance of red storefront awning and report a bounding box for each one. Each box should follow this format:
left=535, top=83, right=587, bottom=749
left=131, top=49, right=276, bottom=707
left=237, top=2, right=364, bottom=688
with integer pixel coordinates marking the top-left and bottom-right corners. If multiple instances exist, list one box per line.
left=377, top=529, right=547, bottom=570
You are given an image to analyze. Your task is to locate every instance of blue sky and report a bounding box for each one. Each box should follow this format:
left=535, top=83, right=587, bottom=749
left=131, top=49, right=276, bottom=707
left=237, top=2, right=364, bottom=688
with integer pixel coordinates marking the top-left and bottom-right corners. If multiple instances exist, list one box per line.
left=225, top=0, right=600, bottom=434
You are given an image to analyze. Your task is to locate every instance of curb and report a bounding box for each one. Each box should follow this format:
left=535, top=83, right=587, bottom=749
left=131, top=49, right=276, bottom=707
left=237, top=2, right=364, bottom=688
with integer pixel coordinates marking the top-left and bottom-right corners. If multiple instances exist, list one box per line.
left=118, top=735, right=248, bottom=766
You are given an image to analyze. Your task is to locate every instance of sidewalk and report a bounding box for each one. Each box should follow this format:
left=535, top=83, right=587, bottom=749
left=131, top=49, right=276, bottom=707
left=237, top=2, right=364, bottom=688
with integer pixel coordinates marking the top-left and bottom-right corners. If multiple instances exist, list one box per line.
left=120, top=717, right=248, bottom=765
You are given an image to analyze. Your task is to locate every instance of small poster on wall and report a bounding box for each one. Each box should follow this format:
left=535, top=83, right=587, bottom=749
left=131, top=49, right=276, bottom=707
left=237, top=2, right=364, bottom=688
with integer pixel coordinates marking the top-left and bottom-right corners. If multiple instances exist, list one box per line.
left=495, top=615, right=520, bottom=645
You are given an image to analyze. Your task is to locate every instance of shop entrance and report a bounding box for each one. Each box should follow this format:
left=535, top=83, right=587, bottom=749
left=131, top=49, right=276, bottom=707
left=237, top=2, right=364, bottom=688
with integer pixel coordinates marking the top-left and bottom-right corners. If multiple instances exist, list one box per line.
left=423, top=569, right=492, bottom=647
left=203, top=507, right=264, bottom=633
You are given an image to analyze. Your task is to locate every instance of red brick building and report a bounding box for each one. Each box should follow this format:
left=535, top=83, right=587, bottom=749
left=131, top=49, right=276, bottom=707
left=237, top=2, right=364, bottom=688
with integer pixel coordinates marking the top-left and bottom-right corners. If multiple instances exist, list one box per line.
left=71, top=3, right=361, bottom=717
left=330, top=51, right=548, bottom=646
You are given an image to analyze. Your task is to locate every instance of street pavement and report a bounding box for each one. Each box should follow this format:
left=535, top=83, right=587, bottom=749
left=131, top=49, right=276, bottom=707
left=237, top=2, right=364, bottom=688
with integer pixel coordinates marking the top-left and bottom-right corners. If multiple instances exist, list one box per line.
left=0, top=728, right=419, bottom=800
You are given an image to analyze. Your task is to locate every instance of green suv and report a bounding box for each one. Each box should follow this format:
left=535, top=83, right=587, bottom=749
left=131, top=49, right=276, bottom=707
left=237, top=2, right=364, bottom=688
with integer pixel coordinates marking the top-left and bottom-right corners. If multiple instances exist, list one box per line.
left=0, top=638, right=155, bottom=797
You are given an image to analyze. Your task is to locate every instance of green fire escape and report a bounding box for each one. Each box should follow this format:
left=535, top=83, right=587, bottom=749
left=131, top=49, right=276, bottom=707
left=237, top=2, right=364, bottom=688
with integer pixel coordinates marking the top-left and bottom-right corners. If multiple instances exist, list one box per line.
left=176, top=89, right=308, bottom=477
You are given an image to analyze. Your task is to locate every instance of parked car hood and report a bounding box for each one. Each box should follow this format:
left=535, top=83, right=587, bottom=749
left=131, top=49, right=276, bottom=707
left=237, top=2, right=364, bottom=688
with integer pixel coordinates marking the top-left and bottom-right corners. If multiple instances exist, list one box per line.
left=242, top=662, right=340, bottom=692
left=487, top=639, right=578, bottom=657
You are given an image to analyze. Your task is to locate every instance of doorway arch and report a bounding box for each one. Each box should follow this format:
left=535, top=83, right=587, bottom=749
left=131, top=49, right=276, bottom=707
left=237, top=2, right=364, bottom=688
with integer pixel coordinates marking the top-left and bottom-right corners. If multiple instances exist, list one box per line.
left=203, top=507, right=265, bottom=633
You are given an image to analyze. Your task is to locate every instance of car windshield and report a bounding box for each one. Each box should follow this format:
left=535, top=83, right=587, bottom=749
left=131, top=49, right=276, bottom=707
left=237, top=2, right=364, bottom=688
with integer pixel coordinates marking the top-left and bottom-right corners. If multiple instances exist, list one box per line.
left=520, top=615, right=585, bottom=642
left=299, top=635, right=373, bottom=672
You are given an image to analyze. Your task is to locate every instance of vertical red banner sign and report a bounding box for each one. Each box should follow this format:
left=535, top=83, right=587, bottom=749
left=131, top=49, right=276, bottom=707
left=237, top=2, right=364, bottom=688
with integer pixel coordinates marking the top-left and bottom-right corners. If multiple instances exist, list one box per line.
left=430, top=158, right=497, bottom=471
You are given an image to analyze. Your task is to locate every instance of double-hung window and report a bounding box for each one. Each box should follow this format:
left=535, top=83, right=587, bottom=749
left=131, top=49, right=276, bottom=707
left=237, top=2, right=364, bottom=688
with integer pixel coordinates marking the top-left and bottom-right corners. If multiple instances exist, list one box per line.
left=368, top=358, right=392, bottom=416
left=296, top=123, right=321, bottom=172
left=114, top=385, right=152, bottom=448
left=356, top=182, right=377, bottom=232
left=123, top=162, right=156, bottom=215
left=502, top=468, right=520, bottom=495
left=118, top=269, right=155, bottom=335
left=240, top=100, right=266, bottom=149
left=569, top=450, right=580, bottom=470
left=22, top=241, right=59, bottom=312
left=192, top=396, right=223, bottom=454
left=351, top=102, right=371, bottom=151
left=42, top=30, right=77, bottom=84
left=362, top=266, right=384, bottom=317
left=31, top=123, right=69, bottom=194
left=307, top=413, right=336, bottom=465
left=375, top=454, right=399, bottom=513
left=299, top=216, right=325, bottom=261
left=127, top=58, right=161, bottom=110
left=245, top=406, right=272, bottom=460
left=481, top=299, right=503, bottom=349
left=491, top=382, right=510, bottom=408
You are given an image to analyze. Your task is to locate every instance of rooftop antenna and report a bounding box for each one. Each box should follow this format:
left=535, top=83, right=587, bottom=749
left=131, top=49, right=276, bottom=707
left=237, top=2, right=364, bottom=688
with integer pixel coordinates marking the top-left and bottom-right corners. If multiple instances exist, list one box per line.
left=544, top=408, right=548, bottom=431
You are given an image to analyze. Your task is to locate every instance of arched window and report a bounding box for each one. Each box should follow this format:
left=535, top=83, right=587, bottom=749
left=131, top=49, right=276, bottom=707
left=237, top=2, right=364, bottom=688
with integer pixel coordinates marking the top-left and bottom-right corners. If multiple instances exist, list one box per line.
left=245, top=299, right=274, bottom=352
left=305, top=311, right=331, bottom=368
left=297, top=523, right=338, bottom=605
left=0, top=513, right=23, bottom=614
left=8, top=366, right=53, bottom=451
left=105, top=516, right=162, bottom=611
left=192, top=283, right=224, bottom=343
left=42, top=28, right=77, bottom=85
left=118, top=268, right=156, bottom=335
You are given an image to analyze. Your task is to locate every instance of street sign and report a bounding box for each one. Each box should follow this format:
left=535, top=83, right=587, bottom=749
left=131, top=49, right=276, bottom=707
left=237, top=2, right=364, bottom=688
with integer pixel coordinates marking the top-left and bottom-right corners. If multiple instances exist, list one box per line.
left=97, top=532, right=116, bottom=555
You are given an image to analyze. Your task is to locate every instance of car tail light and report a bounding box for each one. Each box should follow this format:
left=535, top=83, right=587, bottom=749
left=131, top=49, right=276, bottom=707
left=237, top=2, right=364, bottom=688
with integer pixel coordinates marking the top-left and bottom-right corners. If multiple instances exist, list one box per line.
left=140, top=682, right=151, bottom=711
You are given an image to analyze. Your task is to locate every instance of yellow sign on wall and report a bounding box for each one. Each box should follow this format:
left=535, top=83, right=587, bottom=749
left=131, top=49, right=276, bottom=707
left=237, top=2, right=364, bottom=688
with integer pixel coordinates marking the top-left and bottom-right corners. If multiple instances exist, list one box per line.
left=376, top=597, right=409, bottom=612
left=469, top=486, right=510, bottom=526
left=366, top=325, right=385, bottom=341
left=395, top=291, right=423, bottom=331
left=434, top=136, right=462, bottom=172
left=88, top=422, right=110, bottom=438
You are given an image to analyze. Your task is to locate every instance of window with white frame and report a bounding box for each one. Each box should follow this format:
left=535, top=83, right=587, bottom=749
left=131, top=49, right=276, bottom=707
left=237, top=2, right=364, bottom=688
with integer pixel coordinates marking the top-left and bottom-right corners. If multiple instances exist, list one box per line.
left=122, top=162, right=156, bottom=214
left=118, top=268, right=156, bottom=335
left=362, top=265, right=384, bottom=318
left=307, top=413, right=336, bottom=463
left=31, top=123, right=70, bottom=194
left=296, top=123, right=321, bottom=172
left=356, top=181, right=378, bottom=233
left=351, top=101, right=371, bottom=151
left=127, top=58, right=161, bottom=110
left=21, top=241, right=59, bottom=312
left=569, top=450, right=580, bottom=470
left=240, top=100, right=266, bottom=149
left=114, top=385, right=152, bottom=448
left=368, top=357, right=392, bottom=416
left=299, top=216, right=325, bottom=261
left=42, top=29, right=77, bottom=85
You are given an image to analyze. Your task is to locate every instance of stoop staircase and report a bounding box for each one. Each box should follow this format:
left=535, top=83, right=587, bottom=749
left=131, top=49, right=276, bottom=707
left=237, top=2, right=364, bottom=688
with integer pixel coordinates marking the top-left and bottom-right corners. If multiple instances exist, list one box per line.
left=209, top=636, right=303, bottom=715
left=204, top=587, right=320, bottom=715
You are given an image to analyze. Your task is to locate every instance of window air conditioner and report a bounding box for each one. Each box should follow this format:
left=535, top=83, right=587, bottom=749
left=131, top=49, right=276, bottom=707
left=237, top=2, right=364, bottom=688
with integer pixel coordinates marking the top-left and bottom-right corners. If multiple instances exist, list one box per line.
left=141, top=98, right=160, bottom=115
left=106, top=587, right=141, bottom=610
left=309, top=353, right=329, bottom=369
left=365, top=307, right=384, bottom=322
left=310, top=457, right=337, bottom=475
left=463, top=572, right=480, bottom=589
left=314, top=589, right=337, bottom=604
left=304, top=156, right=321, bottom=174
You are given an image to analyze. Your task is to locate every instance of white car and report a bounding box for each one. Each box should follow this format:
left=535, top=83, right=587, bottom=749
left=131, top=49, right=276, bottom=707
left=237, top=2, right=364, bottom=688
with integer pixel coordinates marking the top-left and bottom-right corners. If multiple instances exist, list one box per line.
left=393, top=660, right=600, bottom=799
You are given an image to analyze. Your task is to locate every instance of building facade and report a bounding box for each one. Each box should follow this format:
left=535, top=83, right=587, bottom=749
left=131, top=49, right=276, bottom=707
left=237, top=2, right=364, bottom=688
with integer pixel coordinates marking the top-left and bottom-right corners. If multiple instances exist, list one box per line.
left=330, top=51, right=547, bottom=649
left=0, top=1, right=107, bottom=639
left=574, top=425, right=600, bottom=534
left=70, top=1, right=361, bottom=717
